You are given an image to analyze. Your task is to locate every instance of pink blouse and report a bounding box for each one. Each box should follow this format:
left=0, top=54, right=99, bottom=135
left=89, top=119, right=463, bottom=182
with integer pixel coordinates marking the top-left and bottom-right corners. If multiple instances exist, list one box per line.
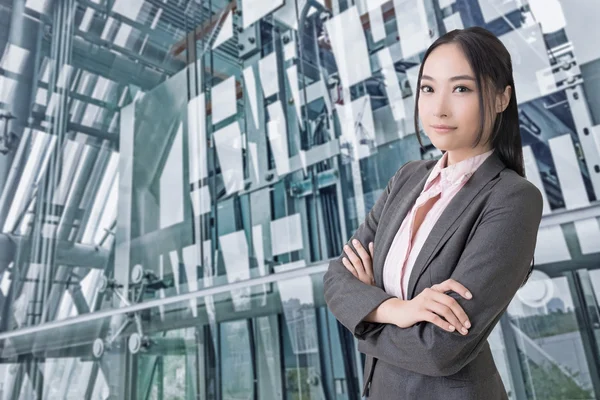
left=382, top=149, right=494, bottom=299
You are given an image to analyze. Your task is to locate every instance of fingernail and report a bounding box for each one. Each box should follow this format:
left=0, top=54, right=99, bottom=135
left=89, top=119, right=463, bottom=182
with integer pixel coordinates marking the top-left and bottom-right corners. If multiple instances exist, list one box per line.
left=462, top=327, right=468, bottom=334
left=465, top=291, right=472, bottom=299
left=352, top=239, right=358, bottom=244
left=449, top=325, right=455, bottom=331
left=465, top=321, right=471, bottom=329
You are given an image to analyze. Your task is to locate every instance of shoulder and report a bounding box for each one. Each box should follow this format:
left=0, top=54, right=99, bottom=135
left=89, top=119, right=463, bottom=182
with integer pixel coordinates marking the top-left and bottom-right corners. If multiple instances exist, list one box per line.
left=492, top=168, right=543, bottom=207
left=481, top=168, right=544, bottom=227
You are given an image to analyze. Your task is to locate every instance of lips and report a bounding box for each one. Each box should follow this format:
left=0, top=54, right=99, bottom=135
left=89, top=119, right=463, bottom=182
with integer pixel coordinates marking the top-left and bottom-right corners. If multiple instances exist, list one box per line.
left=431, top=125, right=457, bottom=133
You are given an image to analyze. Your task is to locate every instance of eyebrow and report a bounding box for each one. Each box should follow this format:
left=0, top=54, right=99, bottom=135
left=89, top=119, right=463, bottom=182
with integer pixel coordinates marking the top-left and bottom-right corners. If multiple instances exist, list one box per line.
left=421, top=74, right=476, bottom=82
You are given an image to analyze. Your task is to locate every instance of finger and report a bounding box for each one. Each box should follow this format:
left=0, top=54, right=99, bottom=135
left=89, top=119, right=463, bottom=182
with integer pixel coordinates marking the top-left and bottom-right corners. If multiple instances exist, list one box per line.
left=352, top=239, right=372, bottom=269
left=431, top=279, right=472, bottom=300
left=422, top=312, right=456, bottom=333
left=430, top=291, right=470, bottom=332
left=344, top=244, right=366, bottom=278
left=342, top=257, right=358, bottom=278
left=426, top=302, right=467, bottom=335
left=352, top=239, right=374, bottom=282
left=369, top=242, right=374, bottom=259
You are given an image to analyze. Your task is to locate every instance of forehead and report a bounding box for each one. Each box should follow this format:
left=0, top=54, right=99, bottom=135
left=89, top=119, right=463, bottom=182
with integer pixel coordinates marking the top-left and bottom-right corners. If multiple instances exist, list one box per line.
left=422, top=43, right=474, bottom=77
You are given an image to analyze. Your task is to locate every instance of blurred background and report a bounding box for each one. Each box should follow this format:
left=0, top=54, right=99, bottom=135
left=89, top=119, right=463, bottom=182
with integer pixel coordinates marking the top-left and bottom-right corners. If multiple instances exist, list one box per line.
left=0, top=0, right=599, bottom=398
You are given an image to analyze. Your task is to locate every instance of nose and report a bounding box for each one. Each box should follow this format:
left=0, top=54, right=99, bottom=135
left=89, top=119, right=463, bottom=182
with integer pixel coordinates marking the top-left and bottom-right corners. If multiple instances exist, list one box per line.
left=432, top=92, right=450, bottom=118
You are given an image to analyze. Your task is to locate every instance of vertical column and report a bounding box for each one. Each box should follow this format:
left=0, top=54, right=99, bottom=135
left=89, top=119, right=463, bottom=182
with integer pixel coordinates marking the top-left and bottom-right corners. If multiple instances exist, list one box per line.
left=0, top=0, right=44, bottom=228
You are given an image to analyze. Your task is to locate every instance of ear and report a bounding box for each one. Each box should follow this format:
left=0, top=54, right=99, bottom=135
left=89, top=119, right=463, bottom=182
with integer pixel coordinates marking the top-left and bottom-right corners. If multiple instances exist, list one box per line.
left=496, top=85, right=511, bottom=113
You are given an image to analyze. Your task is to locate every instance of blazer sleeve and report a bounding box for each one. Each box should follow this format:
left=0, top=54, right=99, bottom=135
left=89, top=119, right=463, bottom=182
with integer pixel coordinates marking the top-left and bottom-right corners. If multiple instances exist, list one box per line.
left=323, top=161, right=414, bottom=340
left=356, top=179, right=543, bottom=377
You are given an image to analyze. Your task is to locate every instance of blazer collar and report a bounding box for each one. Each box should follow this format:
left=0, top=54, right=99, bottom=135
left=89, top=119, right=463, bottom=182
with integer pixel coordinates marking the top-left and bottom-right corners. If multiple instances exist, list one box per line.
left=372, top=151, right=506, bottom=299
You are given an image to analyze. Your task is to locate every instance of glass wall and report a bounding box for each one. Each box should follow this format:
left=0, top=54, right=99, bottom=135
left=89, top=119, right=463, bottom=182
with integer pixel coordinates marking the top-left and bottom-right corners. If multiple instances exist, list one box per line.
left=0, top=0, right=599, bottom=398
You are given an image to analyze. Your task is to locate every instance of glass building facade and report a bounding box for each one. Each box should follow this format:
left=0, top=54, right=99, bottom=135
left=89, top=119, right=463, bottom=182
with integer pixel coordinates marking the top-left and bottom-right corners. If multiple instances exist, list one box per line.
left=0, top=0, right=599, bottom=398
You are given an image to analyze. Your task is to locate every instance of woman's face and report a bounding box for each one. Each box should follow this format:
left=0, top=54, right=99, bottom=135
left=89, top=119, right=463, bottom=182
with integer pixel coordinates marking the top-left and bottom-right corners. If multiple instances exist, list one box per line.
left=418, top=43, right=504, bottom=163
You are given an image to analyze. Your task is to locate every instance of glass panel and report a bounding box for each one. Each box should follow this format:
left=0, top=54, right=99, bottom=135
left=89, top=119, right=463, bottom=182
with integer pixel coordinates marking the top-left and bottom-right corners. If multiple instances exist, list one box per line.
left=508, top=274, right=596, bottom=399
left=1, top=0, right=600, bottom=398
left=220, top=320, right=254, bottom=399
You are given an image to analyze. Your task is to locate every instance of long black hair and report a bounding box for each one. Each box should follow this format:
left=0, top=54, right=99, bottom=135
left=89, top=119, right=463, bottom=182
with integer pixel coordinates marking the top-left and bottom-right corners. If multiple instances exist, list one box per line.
left=413, top=26, right=525, bottom=178
left=413, top=27, right=534, bottom=285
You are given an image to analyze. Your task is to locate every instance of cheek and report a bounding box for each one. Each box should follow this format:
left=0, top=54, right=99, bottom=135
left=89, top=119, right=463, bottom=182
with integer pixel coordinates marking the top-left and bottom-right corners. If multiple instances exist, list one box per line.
left=455, top=99, right=480, bottom=126
left=418, top=99, right=431, bottom=121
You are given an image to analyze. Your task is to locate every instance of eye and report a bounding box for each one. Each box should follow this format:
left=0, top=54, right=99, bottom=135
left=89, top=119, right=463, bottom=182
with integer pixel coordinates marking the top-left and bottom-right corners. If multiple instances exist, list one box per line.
left=454, top=86, right=471, bottom=93
left=420, top=85, right=433, bottom=93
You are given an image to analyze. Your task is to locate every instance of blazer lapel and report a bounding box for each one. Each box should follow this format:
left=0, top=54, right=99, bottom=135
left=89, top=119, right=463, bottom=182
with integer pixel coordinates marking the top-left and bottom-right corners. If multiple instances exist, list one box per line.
left=373, top=162, right=435, bottom=288
left=405, top=151, right=506, bottom=300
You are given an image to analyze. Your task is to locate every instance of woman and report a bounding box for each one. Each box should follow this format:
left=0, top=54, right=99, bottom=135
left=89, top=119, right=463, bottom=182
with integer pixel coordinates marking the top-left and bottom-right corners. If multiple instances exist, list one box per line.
left=323, top=27, right=543, bottom=399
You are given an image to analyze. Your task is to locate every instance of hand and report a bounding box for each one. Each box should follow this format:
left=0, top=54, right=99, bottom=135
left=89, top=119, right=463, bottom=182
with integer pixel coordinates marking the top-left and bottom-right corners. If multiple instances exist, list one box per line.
left=342, top=239, right=375, bottom=286
left=389, top=279, right=473, bottom=335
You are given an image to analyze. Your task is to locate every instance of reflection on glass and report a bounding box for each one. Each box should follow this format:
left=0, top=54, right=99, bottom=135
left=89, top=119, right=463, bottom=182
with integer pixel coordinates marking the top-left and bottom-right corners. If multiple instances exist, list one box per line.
left=219, top=230, right=252, bottom=311
left=213, top=122, right=245, bottom=195
left=498, top=25, right=552, bottom=104
left=267, top=101, right=291, bottom=176
left=478, top=0, right=521, bottom=24
left=259, top=52, right=280, bottom=98
left=575, top=218, right=600, bottom=255
left=369, top=6, right=386, bottom=42
left=3, top=130, right=56, bottom=233
left=284, top=41, right=297, bottom=61
left=549, top=134, right=589, bottom=210
left=509, top=276, right=595, bottom=398
left=336, top=96, right=376, bottom=160
left=182, top=244, right=201, bottom=317
left=111, top=0, right=145, bottom=19
left=523, top=146, right=551, bottom=215
left=242, top=66, right=260, bottom=129
left=273, top=0, right=323, bottom=29
left=221, top=320, right=254, bottom=399
left=248, top=142, right=259, bottom=182
left=190, top=185, right=211, bottom=217
left=56, top=63, right=74, bottom=89
left=438, top=0, right=455, bottom=9
left=534, top=226, right=572, bottom=264
left=212, top=76, right=237, bottom=125
left=359, top=0, right=388, bottom=13
left=254, top=316, right=283, bottom=399
left=82, top=151, right=119, bottom=244
left=2, top=0, right=600, bottom=398
left=252, top=224, right=267, bottom=277
left=159, top=123, right=184, bottom=229
left=187, top=94, right=208, bottom=184
left=559, top=0, right=599, bottom=64
left=444, top=13, right=464, bottom=31
left=0, top=44, right=29, bottom=74
left=271, top=214, right=304, bottom=256
left=286, top=65, right=304, bottom=127
left=377, top=47, right=407, bottom=124
left=278, top=275, right=318, bottom=355
left=487, top=324, right=515, bottom=398
left=13, top=264, right=42, bottom=327
left=393, top=0, right=432, bottom=58
left=324, top=6, right=372, bottom=88
left=241, top=0, right=284, bottom=29
left=25, top=0, right=50, bottom=13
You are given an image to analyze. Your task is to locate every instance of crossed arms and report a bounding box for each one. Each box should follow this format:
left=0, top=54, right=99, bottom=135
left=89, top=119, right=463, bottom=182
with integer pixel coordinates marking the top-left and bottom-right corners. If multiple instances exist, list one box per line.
left=323, top=166, right=543, bottom=376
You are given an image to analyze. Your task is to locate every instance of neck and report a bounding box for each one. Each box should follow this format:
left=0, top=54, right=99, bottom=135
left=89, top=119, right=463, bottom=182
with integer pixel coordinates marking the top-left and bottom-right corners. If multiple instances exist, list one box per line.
left=445, top=147, right=493, bottom=167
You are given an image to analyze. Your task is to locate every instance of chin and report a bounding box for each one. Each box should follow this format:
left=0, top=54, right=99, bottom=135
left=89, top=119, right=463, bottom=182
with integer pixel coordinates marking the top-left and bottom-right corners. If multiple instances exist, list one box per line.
left=429, top=137, right=458, bottom=151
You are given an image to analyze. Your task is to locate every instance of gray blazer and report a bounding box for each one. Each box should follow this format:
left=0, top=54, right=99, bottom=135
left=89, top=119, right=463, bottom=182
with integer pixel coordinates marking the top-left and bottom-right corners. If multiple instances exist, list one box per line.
left=323, top=151, right=543, bottom=399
